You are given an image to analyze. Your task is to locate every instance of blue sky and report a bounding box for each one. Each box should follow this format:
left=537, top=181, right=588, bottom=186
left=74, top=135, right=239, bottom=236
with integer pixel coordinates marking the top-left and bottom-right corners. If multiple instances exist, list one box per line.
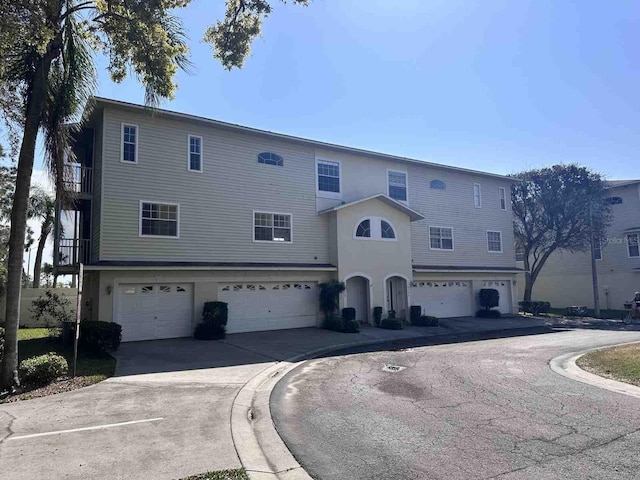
left=90, top=0, right=640, bottom=180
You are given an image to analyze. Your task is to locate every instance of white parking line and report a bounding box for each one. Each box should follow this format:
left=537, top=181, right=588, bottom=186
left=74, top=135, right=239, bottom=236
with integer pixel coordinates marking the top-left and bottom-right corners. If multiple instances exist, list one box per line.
left=8, top=417, right=164, bottom=441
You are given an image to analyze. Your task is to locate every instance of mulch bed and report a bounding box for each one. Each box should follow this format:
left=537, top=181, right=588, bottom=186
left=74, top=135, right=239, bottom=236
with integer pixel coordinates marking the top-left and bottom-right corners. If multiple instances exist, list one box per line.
left=2, top=376, right=101, bottom=403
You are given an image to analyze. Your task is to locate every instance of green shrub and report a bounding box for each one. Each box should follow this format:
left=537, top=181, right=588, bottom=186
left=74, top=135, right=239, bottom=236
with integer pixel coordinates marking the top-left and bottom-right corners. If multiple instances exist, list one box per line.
left=0, top=326, right=4, bottom=362
left=373, top=307, right=383, bottom=326
left=415, top=315, right=439, bottom=326
left=387, top=309, right=396, bottom=319
left=380, top=318, right=403, bottom=330
left=195, top=301, right=229, bottom=340
left=324, top=315, right=360, bottom=333
left=79, top=321, right=122, bottom=354
left=19, top=353, right=68, bottom=387
left=410, top=306, right=422, bottom=324
left=479, top=289, right=500, bottom=311
left=519, top=301, right=552, bottom=315
left=342, top=307, right=356, bottom=321
left=476, top=309, right=501, bottom=318
left=30, top=290, right=74, bottom=327
left=566, top=305, right=588, bottom=317
left=319, top=281, right=346, bottom=321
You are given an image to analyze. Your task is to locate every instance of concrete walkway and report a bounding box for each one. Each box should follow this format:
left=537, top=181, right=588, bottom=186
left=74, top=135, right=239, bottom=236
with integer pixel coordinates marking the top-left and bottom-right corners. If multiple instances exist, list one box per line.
left=0, top=316, right=550, bottom=480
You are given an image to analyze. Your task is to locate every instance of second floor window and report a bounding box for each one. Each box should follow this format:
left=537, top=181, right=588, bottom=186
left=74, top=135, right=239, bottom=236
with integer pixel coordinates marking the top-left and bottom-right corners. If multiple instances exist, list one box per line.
left=628, top=233, right=639, bottom=257
left=381, top=220, right=396, bottom=239
left=388, top=171, right=407, bottom=202
left=254, top=212, right=292, bottom=242
left=430, top=227, right=453, bottom=250
left=474, top=183, right=482, bottom=208
left=356, top=219, right=371, bottom=238
left=487, top=231, right=503, bottom=252
left=188, top=135, right=202, bottom=172
left=140, top=202, right=178, bottom=237
left=258, top=152, right=283, bottom=166
left=499, top=187, right=507, bottom=210
left=122, top=124, right=138, bottom=163
left=515, top=245, right=525, bottom=262
left=317, top=160, right=340, bottom=194
left=593, top=239, right=602, bottom=260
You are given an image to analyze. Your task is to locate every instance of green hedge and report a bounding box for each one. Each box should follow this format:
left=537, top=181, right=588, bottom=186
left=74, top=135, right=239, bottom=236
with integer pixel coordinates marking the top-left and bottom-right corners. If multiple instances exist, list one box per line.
left=325, top=315, right=360, bottom=333
left=519, top=301, right=551, bottom=315
left=19, top=353, right=68, bottom=387
left=380, top=318, right=403, bottom=330
left=341, top=308, right=356, bottom=321
left=79, top=321, right=122, bottom=354
left=195, top=301, right=228, bottom=340
left=414, top=315, right=439, bottom=327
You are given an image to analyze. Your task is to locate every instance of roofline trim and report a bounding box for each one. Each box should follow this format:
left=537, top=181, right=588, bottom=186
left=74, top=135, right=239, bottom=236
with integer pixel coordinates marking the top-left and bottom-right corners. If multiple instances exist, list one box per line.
left=318, top=194, right=425, bottom=221
left=84, top=265, right=337, bottom=272
left=90, top=97, right=518, bottom=182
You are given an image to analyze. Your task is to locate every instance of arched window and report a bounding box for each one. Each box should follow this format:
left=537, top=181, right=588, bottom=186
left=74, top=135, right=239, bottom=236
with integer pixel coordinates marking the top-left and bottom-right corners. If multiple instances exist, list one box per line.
left=356, top=219, right=371, bottom=238
left=381, top=220, right=395, bottom=239
left=430, top=179, right=446, bottom=190
left=258, top=152, right=283, bottom=166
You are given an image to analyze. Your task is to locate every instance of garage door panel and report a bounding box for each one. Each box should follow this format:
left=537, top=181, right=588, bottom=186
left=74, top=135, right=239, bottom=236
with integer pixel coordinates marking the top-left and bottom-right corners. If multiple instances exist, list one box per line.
left=219, top=282, right=318, bottom=334
left=410, top=280, right=473, bottom=318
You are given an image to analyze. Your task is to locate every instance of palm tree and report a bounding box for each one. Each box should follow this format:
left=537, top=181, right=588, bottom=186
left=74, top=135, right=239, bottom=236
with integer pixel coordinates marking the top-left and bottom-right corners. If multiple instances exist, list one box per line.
left=28, top=187, right=56, bottom=289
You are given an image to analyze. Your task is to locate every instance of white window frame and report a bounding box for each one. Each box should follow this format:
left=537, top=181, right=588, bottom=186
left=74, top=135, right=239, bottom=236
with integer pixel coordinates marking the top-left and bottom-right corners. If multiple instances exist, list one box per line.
left=387, top=169, right=408, bottom=203
left=353, top=216, right=397, bottom=242
left=628, top=233, right=639, bottom=258
left=187, top=134, right=203, bottom=173
left=139, top=200, right=180, bottom=238
left=253, top=211, right=293, bottom=244
left=499, top=187, right=507, bottom=211
left=121, top=123, right=139, bottom=164
left=474, top=183, right=482, bottom=208
left=316, top=158, right=342, bottom=199
left=487, top=230, right=503, bottom=253
left=429, top=226, right=454, bottom=251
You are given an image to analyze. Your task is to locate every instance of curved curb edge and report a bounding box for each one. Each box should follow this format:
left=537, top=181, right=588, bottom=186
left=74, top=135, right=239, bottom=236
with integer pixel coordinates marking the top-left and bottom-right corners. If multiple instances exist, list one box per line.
left=549, top=341, right=640, bottom=400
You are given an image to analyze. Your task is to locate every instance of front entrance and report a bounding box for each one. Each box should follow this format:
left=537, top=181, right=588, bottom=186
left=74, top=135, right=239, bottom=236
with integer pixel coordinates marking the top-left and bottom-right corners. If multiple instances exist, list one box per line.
left=346, top=276, right=370, bottom=323
left=386, top=276, right=408, bottom=320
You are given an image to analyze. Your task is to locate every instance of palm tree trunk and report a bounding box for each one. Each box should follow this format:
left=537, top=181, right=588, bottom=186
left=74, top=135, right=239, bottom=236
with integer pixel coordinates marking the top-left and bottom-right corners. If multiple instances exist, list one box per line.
left=32, top=224, right=51, bottom=289
left=0, top=52, right=56, bottom=391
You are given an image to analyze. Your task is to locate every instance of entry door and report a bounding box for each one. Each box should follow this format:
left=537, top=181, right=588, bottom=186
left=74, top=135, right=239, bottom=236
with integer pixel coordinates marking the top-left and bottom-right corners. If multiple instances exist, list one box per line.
left=346, top=276, right=369, bottom=323
left=387, top=277, right=408, bottom=319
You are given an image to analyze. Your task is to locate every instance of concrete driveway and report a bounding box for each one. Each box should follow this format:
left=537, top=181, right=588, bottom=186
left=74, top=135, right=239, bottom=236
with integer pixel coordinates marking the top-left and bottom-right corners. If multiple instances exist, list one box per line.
left=272, top=329, right=640, bottom=480
left=0, top=316, right=552, bottom=480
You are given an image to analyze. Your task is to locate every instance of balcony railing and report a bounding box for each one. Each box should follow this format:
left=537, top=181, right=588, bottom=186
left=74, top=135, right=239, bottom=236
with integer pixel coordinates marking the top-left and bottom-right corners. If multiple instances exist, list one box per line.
left=63, top=165, right=93, bottom=194
left=57, top=238, right=91, bottom=267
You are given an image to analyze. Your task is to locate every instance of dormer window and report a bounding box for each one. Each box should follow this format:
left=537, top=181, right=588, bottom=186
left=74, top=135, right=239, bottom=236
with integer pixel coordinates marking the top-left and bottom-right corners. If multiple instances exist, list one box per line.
left=258, top=152, right=283, bottom=166
left=356, top=219, right=371, bottom=238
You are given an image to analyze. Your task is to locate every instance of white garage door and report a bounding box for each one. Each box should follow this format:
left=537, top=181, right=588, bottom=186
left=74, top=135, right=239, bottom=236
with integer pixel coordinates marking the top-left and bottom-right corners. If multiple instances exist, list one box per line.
left=481, top=281, right=512, bottom=314
left=116, top=283, right=193, bottom=342
left=410, top=280, right=473, bottom=318
left=219, top=282, right=318, bottom=334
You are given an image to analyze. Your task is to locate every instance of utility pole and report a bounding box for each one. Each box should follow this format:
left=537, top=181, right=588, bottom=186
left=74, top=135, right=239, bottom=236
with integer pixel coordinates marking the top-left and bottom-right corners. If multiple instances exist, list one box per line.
left=589, top=203, right=601, bottom=317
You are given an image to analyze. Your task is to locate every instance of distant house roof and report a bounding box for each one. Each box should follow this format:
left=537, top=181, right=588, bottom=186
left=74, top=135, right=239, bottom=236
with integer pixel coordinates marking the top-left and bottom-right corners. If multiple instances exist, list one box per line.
left=318, top=194, right=426, bottom=221
left=90, top=97, right=519, bottom=182
left=606, top=179, right=640, bottom=188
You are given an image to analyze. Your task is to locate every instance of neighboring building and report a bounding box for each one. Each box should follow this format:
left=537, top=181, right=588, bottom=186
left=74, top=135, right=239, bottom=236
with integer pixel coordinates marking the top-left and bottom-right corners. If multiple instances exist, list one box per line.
left=55, top=97, right=520, bottom=341
left=516, top=180, right=640, bottom=309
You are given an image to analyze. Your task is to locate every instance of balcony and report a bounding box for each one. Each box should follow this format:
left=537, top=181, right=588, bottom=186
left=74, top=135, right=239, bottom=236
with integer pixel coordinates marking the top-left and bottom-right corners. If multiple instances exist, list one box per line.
left=63, top=164, right=93, bottom=195
left=56, top=238, right=91, bottom=269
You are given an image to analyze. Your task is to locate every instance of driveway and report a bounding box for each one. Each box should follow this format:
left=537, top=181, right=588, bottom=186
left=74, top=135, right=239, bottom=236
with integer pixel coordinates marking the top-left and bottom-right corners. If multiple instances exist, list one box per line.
left=272, top=329, right=640, bottom=480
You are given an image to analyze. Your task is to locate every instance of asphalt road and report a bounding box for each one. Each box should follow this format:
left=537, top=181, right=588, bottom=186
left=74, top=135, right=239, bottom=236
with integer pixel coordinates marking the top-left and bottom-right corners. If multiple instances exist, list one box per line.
left=271, top=329, right=640, bottom=480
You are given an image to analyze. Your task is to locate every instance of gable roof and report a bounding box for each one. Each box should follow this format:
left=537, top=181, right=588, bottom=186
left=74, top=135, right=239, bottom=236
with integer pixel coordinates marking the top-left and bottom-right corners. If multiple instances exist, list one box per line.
left=91, top=97, right=517, bottom=182
left=606, top=179, right=640, bottom=188
left=318, top=194, right=425, bottom=221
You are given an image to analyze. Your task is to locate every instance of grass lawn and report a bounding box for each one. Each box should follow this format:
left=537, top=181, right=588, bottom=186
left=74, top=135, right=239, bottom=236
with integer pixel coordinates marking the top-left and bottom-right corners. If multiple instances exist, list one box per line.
left=0, top=328, right=117, bottom=402
left=179, top=469, right=249, bottom=480
left=577, top=343, right=640, bottom=387
left=547, top=307, right=628, bottom=320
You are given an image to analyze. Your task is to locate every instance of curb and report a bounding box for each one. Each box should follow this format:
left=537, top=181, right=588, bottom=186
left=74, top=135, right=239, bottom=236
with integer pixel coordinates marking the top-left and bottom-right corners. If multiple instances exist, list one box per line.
left=230, top=325, right=553, bottom=480
left=549, top=341, right=640, bottom=400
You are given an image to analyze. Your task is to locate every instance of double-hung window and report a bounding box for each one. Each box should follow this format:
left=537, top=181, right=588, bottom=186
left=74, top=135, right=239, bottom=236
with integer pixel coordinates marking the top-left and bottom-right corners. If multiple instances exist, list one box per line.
left=188, top=135, right=203, bottom=172
left=317, top=160, right=340, bottom=195
left=254, top=212, right=292, bottom=243
left=474, top=183, right=482, bottom=208
left=122, top=124, right=138, bottom=163
left=387, top=170, right=408, bottom=202
left=499, top=187, right=507, bottom=210
left=487, top=231, right=503, bottom=252
left=140, top=202, right=178, bottom=237
left=628, top=233, right=639, bottom=258
left=430, top=227, right=453, bottom=250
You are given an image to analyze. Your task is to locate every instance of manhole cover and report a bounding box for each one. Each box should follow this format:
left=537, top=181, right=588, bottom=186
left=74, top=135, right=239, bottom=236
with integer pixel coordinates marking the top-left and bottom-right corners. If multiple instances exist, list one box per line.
left=382, top=364, right=407, bottom=373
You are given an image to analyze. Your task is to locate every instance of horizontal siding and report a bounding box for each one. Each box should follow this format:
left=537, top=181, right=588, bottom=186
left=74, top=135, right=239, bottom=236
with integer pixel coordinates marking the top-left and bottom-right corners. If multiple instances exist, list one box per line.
left=91, top=111, right=103, bottom=262
left=100, top=108, right=329, bottom=263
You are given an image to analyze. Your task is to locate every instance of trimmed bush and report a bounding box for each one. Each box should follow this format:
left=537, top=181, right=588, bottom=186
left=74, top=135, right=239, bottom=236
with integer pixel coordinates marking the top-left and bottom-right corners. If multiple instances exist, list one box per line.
left=79, top=321, right=122, bottom=354
left=195, top=301, right=228, bottom=340
left=476, top=309, right=501, bottom=318
left=19, top=353, right=68, bottom=387
left=519, top=301, right=552, bottom=316
left=566, top=305, right=588, bottom=317
left=342, top=307, right=356, bottom=321
left=319, top=281, right=346, bottom=321
left=479, top=289, right=500, bottom=311
left=387, top=310, right=396, bottom=319
left=373, top=307, right=383, bottom=326
left=380, top=318, right=403, bottom=330
left=415, top=315, right=439, bottom=327
left=410, top=306, right=422, bottom=325
left=324, top=315, right=360, bottom=333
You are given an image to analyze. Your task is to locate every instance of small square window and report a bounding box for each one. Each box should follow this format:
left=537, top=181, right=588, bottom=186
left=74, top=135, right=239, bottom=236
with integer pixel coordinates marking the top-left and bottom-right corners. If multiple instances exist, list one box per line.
left=430, top=227, right=454, bottom=250
left=140, top=202, right=179, bottom=237
left=254, top=212, right=292, bottom=243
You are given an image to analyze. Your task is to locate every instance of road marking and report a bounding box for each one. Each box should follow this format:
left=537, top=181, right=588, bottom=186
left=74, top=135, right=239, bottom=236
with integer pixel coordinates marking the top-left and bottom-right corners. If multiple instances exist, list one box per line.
left=8, top=417, right=164, bottom=441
